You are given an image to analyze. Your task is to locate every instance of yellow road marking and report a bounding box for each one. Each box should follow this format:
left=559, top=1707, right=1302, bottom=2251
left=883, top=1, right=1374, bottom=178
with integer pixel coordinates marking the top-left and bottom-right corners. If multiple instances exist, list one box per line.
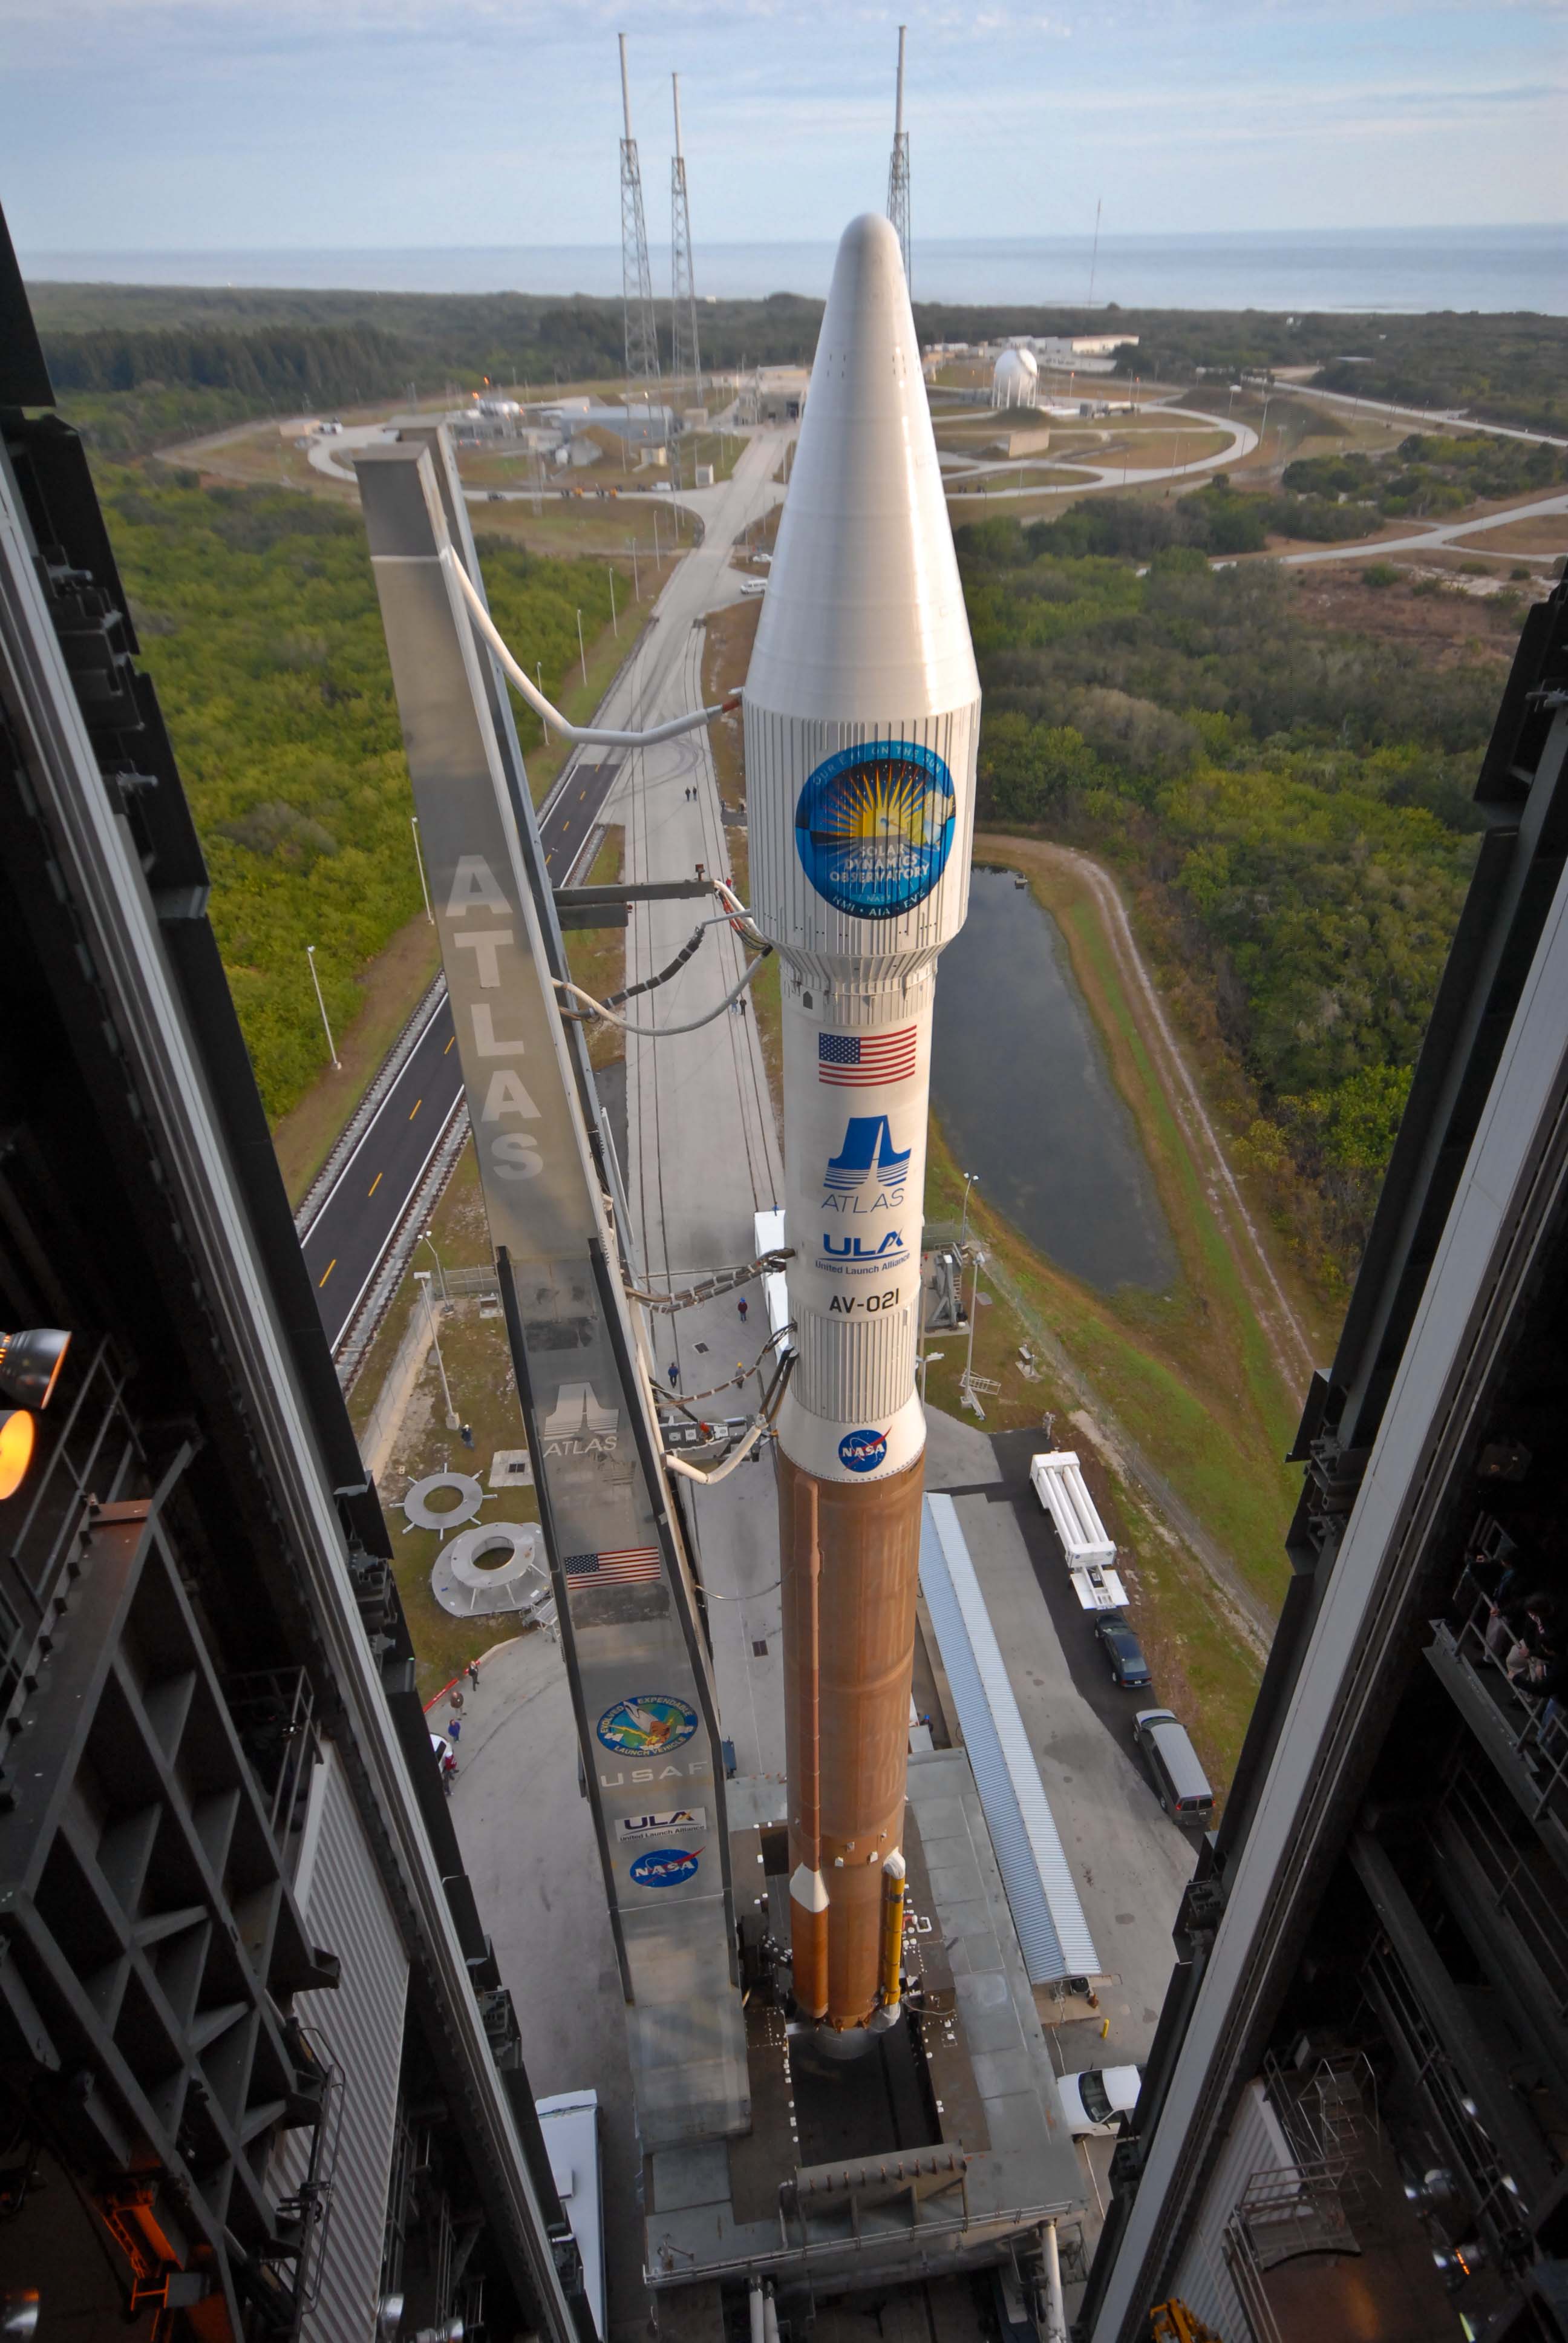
left=410, top=1097, right=422, bottom=1119
left=444, top=1035, right=455, bottom=1054
left=368, top=1172, right=382, bottom=1197
left=318, top=1258, right=336, bottom=1287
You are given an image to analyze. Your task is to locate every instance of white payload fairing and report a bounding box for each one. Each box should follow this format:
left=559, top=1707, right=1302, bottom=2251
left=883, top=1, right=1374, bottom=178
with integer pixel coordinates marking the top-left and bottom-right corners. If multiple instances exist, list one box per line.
left=743, top=214, right=981, bottom=2027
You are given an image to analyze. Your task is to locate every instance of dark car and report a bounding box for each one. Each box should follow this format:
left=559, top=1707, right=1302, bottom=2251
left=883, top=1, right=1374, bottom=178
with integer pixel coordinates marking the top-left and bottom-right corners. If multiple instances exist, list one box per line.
left=1095, top=1611, right=1152, bottom=1689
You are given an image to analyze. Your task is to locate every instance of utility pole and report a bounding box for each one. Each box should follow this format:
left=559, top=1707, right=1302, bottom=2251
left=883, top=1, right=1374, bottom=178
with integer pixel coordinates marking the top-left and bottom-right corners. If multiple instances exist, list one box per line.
left=305, top=944, right=340, bottom=1070
left=577, top=607, right=588, bottom=686
left=629, top=536, right=640, bottom=600
left=536, top=662, right=549, bottom=741
left=886, top=24, right=912, bottom=290
left=618, top=36, right=661, bottom=390
left=960, top=1249, right=986, bottom=1416
left=411, top=816, right=433, bottom=922
left=607, top=566, right=619, bottom=637
left=958, top=1170, right=979, bottom=1254
left=415, top=1270, right=460, bottom=1432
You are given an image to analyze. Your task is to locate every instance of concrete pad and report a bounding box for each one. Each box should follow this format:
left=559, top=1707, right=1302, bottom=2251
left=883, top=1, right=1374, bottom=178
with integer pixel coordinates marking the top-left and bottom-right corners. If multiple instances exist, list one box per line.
left=652, top=2142, right=731, bottom=2212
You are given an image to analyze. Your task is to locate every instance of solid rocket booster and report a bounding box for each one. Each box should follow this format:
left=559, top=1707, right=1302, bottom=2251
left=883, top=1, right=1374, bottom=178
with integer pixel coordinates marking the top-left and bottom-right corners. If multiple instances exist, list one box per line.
left=743, top=214, right=981, bottom=2027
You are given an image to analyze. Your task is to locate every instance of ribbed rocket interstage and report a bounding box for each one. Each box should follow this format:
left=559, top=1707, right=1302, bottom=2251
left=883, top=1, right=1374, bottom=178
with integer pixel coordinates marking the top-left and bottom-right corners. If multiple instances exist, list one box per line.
left=743, top=212, right=981, bottom=2028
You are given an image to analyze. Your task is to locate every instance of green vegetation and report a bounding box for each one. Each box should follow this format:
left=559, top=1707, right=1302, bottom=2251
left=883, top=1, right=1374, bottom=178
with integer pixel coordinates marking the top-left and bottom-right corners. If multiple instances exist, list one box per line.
left=959, top=512, right=1505, bottom=1280
left=1282, top=430, right=1568, bottom=520
left=99, top=467, right=618, bottom=1118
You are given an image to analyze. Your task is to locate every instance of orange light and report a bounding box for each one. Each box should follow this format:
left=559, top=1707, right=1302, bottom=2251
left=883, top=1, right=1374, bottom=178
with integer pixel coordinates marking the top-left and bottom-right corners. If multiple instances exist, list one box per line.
left=0, top=1410, right=34, bottom=1501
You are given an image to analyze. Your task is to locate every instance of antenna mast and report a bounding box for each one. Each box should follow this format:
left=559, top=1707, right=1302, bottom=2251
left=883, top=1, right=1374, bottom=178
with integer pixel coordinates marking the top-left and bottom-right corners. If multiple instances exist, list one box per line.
left=670, top=75, right=702, bottom=416
left=886, top=24, right=912, bottom=290
left=618, top=34, right=661, bottom=389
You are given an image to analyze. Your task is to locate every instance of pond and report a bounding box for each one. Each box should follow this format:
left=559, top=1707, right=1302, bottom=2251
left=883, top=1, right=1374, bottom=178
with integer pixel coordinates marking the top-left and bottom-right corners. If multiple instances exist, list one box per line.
left=930, top=867, right=1175, bottom=1294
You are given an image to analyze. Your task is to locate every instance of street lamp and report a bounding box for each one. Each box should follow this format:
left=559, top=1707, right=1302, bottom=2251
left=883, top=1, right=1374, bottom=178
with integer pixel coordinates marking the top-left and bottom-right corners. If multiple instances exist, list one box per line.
left=607, top=566, right=619, bottom=638
left=536, top=662, right=549, bottom=742
left=305, top=945, right=340, bottom=1070
left=958, top=1172, right=979, bottom=1254
left=411, top=816, right=433, bottom=923
left=576, top=608, right=587, bottom=687
left=414, top=1270, right=460, bottom=1432
left=961, top=1250, right=985, bottom=1415
left=421, top=1226, right=448, bottom=1303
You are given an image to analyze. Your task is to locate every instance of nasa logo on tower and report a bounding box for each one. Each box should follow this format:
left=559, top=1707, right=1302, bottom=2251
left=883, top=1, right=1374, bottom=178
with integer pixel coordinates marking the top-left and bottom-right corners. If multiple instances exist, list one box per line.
left=628, top=1847, right=701, bottom=1889
left=596, top=1694, right=698, bottom=1756
left=795, top=741, right=955, bottom=921
left=838, top=1427, right=889, bottom=1473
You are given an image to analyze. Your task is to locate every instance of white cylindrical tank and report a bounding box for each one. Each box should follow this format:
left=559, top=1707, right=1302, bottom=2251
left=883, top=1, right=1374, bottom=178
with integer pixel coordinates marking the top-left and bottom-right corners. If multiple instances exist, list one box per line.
left=992, top=344, right=1039, bottom=410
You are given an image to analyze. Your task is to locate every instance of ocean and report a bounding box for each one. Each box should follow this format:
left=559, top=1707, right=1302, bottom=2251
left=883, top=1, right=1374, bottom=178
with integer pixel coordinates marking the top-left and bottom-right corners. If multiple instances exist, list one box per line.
left=20, top=226, right=1567, bottom=316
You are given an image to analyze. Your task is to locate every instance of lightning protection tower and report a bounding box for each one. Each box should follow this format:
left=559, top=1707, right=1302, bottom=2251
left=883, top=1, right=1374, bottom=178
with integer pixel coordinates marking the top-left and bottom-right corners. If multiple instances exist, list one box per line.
left=886, top=23, right=912, bottom=289
left=618, top=34, right=661, bottom=389
left=670, top=75, right=702, bottom=414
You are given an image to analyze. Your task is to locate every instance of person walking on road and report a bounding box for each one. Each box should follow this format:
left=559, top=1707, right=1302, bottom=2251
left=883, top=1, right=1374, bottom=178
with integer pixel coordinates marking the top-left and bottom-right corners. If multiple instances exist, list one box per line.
left=446, top=1715, right=462, bottom=1743
left=466, top=1660, right=480, bottom=1693
left=668, top=1360, right=680, bottom=1388
left=737, top=1296, right=748, bottom=1323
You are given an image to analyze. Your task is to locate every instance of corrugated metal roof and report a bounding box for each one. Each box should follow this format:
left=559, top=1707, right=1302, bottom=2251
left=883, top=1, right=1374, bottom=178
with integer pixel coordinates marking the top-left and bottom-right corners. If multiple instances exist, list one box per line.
left=920, top=1494, right=1101, bottom=1984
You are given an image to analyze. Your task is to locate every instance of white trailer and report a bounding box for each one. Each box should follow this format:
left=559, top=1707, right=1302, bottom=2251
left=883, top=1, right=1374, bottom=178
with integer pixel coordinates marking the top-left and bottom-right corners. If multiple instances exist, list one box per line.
left=1029, top=1450, right=1129, bottom=1611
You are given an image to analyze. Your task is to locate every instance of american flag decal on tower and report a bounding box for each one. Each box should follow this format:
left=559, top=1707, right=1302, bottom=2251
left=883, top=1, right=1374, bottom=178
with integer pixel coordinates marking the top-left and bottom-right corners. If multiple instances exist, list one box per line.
left=817, top=1027, right=918, bottom=1086
left=564, top=1545, right=662, bottom=1586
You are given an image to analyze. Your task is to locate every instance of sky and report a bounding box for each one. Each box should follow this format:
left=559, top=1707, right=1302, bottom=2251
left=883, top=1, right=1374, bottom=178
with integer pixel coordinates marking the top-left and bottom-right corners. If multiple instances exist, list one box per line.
left=3, top=0, right=1565, bottom=256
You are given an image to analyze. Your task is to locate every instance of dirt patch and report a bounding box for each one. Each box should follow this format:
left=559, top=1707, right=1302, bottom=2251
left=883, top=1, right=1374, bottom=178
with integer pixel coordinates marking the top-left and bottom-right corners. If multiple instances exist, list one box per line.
left=1285, top=563, right=1520, bottom=667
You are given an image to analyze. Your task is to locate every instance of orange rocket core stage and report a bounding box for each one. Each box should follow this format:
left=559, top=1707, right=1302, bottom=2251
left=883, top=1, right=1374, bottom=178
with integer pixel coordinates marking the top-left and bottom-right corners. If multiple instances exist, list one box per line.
left=778, top=1447, right=924, bottom=2028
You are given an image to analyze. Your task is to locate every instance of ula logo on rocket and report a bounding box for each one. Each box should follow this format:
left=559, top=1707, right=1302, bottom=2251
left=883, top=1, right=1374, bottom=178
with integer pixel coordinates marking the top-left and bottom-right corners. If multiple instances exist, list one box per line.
left=796, top=741, right=955, bottom=922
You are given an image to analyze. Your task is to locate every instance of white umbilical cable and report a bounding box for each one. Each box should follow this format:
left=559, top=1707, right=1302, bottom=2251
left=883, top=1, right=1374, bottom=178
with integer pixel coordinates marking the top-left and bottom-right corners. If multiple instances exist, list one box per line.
left=446, top=550, right=740, bottom=747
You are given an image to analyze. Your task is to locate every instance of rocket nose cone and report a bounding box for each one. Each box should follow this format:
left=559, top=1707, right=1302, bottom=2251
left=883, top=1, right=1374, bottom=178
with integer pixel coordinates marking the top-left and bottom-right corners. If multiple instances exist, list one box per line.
left=745, top=213, right=979, bottom=724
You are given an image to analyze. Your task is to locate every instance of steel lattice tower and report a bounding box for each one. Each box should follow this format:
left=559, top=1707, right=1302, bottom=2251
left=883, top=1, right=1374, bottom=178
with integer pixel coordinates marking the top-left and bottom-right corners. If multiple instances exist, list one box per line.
left=670, top=76, right=702, bottom=411
left=886, top=24, right=912, bottom=290
left=618, top=34, right=661, bottom=388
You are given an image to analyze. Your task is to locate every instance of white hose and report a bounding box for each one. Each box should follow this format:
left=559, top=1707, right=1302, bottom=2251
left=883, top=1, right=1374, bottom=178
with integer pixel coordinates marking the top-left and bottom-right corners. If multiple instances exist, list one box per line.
left=446, top=551, right=739, bottom=747
left=557, top=952, right=764, bottom=1036
left=664, top=1417, right=770, bottom=1484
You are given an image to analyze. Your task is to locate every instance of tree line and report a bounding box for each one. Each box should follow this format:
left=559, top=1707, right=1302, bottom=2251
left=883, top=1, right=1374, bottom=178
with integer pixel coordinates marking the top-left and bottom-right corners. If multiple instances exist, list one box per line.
left=957, top=507, right=1515, bottom=1286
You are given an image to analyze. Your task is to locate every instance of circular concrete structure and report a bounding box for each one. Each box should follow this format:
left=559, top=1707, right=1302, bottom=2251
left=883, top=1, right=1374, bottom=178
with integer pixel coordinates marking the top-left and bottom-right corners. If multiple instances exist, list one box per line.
left=402, top=1472, right=485, bottom=1532
left=431, top=1521, right=546, bottom=1618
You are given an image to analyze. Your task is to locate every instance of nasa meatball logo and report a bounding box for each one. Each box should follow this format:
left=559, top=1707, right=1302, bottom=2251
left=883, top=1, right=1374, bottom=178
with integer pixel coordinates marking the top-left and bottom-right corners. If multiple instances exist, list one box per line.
left=839, top=1427, right=889, bottom=1473
left=596, top=1694, right=698, bottom=1757
left=629, top=1846, right=700, bottom=1889
left=795, top=741, right=955, bottom=922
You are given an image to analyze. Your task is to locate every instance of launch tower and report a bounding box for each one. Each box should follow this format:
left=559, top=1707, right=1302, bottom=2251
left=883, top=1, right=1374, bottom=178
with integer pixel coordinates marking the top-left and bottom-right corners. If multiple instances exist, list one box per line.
left=618, top=33, right=661, bottom=387
left=670, top=74, right=702, bottom=411
left=886, top=25, right=912, bottom=287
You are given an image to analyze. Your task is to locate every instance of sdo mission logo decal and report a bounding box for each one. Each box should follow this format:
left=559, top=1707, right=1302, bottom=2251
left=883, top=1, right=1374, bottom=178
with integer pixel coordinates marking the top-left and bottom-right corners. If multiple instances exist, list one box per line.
left=795, top=741, right=955, bottom=921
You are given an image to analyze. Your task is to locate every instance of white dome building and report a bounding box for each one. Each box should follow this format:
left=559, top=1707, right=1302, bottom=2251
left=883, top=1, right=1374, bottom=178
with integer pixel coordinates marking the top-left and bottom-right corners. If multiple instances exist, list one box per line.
left=991, top=345, right=1039, bottom=410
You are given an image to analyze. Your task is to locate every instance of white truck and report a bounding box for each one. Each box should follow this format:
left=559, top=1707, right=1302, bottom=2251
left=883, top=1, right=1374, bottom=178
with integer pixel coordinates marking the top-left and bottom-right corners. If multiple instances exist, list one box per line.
left=1028, top=1450, right=1128, bottom=1611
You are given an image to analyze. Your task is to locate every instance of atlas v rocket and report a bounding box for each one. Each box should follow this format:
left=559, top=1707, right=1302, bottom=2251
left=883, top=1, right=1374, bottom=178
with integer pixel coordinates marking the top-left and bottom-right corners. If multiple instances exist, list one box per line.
left=744, top=214, right=981, bottom=2029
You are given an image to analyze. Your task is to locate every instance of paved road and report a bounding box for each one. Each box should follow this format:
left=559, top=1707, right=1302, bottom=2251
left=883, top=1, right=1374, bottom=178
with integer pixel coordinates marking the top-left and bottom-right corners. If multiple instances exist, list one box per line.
left=1276, top=486, right=1568, bottom=568
left=301, top=748, right=622, bottom=1349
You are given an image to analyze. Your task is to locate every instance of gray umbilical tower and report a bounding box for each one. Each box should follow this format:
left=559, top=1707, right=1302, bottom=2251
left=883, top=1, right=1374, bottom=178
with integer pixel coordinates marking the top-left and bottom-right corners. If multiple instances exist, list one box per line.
left=670, top=76, right=702, bottom=412
left=618, top=34, right=661, bottom=388
left=886, top=24, right=912, bottom=289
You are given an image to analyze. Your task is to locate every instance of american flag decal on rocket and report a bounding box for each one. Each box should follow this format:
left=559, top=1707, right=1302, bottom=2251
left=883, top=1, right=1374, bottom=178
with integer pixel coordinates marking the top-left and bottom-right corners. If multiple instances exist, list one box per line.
left=817, top=1027, right=918, bottom=1086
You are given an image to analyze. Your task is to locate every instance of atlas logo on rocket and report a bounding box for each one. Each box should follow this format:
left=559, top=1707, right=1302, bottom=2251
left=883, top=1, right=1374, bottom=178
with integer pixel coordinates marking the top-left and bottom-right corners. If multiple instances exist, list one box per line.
left=823, top=1116, right=910, bottom=1196
left=795, top=741, right=955, bottom=921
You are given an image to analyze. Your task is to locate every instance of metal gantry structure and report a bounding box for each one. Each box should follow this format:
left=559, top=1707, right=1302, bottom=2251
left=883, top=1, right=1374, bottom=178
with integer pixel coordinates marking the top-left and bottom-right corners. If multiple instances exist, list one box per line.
left=886, top=22, right=912, bottom=290
left=618, top=33, right=662, bottom=390
left=670, top=74, right=702, bottom=416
